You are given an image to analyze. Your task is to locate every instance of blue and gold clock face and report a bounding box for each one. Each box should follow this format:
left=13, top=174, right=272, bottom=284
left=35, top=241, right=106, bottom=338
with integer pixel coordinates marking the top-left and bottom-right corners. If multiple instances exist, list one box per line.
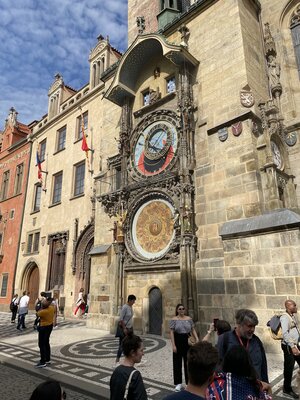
left=132, top=120, right=178, bottom=176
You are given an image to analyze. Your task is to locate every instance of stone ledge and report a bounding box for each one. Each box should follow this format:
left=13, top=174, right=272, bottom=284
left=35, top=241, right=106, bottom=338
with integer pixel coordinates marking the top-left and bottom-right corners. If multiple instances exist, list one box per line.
left=220, top=209, right=300, bottom=239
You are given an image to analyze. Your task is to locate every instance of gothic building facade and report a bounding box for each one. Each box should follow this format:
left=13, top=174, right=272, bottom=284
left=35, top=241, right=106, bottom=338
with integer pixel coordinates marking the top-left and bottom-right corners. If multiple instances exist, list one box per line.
left=87, top=0, right=300, bottom=346
left=13, top=36, right=122, bottom=314
left=8, top=0, right=300, bottom=348
left=0, top=108, right=32, bottom=308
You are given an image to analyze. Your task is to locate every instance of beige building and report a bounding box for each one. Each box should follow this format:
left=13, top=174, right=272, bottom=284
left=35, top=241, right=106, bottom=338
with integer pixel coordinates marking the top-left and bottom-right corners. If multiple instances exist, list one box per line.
left=14, top=36, right=121, bottom=313
left=13, top=0, right=300, bottom=349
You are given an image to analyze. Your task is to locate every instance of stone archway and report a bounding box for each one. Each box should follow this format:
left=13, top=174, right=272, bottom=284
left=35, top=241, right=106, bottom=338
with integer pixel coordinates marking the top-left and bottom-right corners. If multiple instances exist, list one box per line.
left=21, top=261, right=39, bottom=310
left=74, top=223, right=94, bottom=298
left=149, top=287, right=163, bottom=335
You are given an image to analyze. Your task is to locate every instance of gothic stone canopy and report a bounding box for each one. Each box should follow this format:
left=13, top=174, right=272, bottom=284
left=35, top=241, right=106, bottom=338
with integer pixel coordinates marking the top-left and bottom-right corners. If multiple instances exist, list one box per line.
left=105, top=33, right=199, bottom=106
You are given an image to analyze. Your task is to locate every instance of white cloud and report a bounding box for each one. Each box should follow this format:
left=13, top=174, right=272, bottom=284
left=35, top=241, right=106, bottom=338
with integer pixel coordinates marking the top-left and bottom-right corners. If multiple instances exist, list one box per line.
left=0, top=0, right=128, bottom=129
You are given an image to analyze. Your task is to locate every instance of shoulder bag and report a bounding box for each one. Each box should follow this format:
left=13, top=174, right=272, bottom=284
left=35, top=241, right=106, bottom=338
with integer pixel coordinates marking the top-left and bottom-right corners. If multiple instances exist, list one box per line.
left=124, top=369, right=137, bottom=400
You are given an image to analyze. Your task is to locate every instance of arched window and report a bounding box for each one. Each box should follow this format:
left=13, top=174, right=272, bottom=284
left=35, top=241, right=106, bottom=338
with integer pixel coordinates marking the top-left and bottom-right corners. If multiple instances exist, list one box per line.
left=290, top=5, right=300, bottom=77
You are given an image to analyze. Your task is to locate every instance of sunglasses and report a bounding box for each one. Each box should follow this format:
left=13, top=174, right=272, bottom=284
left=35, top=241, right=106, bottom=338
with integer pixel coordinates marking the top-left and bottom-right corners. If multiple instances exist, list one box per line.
left=62, top=391, right=67, bottom=399
left=178, top=307, right=185, bottom=310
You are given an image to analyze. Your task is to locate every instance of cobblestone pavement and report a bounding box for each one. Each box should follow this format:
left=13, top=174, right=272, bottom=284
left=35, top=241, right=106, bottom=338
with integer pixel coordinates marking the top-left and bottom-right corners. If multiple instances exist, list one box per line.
left=0, top=312, right=299, bottom=399
left=0, top=362, right=98, bottom=400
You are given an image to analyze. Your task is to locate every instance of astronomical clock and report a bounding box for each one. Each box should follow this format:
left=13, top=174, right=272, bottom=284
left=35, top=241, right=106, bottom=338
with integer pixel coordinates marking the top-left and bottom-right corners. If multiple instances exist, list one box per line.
left=130, top=114, right=178, bottom=178
left=125, top=111, right=181, bottom=265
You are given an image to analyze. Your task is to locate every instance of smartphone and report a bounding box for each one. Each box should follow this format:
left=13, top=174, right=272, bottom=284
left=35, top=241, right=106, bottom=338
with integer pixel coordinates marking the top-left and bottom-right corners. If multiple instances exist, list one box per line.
left=213, top=318, right=219, bottom=331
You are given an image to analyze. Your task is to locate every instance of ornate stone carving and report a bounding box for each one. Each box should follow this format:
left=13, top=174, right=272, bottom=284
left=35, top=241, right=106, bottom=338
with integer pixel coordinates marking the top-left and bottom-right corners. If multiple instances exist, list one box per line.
left=136, top=16, right=145, bottom=34
left=73, top=223, right=94, bottom=275
left=7, top=107, right=18, bottom=127
left=264, top=23, right=282, bottom=104
left=48, top=73, right=63, bottom=95
left=291, top=5, right=300, bottom=27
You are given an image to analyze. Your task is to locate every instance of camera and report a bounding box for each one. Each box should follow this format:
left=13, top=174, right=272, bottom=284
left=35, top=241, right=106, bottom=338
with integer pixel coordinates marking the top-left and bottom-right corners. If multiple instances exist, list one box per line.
left=213, top=318, right=219, bottom=331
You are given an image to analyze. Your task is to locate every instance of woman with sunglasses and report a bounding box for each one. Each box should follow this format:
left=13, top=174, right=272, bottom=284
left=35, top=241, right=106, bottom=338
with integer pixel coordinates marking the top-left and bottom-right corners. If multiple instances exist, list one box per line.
left=170, top=303, right=199, bottom=392
left=29, top=380, right=66, bottom=400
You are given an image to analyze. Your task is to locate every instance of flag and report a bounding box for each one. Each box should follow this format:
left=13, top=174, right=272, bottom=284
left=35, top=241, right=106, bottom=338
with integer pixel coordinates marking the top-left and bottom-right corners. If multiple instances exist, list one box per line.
left=81, top=129, right=89, bottom=152
left=80, top=112, right=91, bottom=171
left=36, top=150, right=42, bottom=180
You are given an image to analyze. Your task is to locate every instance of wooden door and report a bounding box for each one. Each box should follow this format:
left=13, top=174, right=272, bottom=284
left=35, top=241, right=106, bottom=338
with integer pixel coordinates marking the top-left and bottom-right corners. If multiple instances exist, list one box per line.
left=27, top=266, right=39, bottom=310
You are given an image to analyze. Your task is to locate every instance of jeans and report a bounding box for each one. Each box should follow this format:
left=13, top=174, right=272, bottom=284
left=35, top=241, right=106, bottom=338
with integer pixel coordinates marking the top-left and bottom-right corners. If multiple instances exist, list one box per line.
left=38, top=324, right=53, bottom=363
left=281, top=343, right=300, bottom=390
left=17, top=313, right=26, bottom=329
left=11, top=307, right=18, bottom=322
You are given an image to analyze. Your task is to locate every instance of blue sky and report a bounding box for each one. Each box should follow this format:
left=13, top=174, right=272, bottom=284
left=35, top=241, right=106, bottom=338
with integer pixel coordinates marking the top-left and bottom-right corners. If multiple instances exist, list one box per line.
left=0, top=0, right=128, bottom=130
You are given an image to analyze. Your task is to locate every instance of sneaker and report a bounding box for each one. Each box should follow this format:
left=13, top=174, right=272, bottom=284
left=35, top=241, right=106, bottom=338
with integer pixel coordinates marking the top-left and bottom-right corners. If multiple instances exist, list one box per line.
left=175, top=384, right=183, bottom=392
left=283, top=389, right=299, bottom=399
left=17, top=327, right=23, bottom=331
left=35, top=362, right=47, bottom=368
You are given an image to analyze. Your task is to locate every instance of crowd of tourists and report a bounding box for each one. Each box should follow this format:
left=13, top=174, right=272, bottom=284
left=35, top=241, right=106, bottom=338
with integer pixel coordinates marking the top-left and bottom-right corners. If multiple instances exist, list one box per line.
left=13, top=293, right=300, bottom=399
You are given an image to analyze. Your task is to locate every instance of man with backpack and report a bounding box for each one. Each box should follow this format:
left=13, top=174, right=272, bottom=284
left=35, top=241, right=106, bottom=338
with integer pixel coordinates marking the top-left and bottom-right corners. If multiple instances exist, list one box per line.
left=280, top=300, right=300, bottom=399
left=10, top=293, right=18, bottom=323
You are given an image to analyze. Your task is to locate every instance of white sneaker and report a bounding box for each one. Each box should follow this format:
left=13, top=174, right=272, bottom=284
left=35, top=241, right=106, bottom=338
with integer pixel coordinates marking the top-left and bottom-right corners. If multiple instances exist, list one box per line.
left=175, top=384, right=183, bottom=392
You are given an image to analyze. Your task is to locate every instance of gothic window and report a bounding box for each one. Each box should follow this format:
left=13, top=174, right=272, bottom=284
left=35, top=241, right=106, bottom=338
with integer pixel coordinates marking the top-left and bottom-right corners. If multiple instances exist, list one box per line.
left=52, top=172, right=63, bottom=204
left=92, top=63, right=97, bottom=88
left=73, top=161, right=85, bottom=196
left=0, top=170, right=10, bottom=200
left=26, top=231, right=40, bottom=254
left=0, top=273, right=8, bottom=297
left=56, top=125, right=66, bottom=152
left=291, top=7, right=300, bottom=77
left=13, top=163, right=23, bottom=195
left=166, top=76, right=176, bottom=93
left=76, top=111, right=88, bottom=140
left=108, top=155, right=122, bottom=191
left=33, top=183, right=42, bottom=212
left=39, top=139, right=47, bottom=162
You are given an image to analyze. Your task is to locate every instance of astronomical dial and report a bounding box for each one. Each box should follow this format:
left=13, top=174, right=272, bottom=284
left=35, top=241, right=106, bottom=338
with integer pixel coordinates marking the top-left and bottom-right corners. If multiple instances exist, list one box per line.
left=131, top=199, right=175, bottom=260
left=132, top=120, right=178, bottom=176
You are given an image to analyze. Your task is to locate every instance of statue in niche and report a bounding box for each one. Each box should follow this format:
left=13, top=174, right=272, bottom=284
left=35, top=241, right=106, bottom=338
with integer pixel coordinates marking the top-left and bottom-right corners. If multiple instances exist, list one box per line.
left=154, top=67, right=160, bottom=78
left=267, top=55, right=281, bottom=88
left=111, top=221, right=117, bottom=242
left=149, top=88, right=161, bottom=104
left=183, top=205, right=192, bottom=233
left=115, top=210, right=127, bottom=243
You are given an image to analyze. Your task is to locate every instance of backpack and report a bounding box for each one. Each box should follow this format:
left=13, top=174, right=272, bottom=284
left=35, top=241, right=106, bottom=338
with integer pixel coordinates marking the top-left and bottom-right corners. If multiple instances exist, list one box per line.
left=9, top=301, right=15, bottom=311
left=35, top=300, right=42, bottom=312
left=267, top=315, right=282, bottom=340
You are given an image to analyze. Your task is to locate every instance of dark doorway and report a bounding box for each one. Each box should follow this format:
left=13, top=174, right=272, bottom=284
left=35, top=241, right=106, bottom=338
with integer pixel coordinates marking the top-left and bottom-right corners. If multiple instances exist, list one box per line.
left=149, top=287, right=162, bottom=335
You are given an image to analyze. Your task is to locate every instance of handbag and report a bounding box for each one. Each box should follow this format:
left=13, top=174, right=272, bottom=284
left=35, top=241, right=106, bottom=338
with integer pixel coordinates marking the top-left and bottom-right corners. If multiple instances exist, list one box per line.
left=124, top=370, right=137, bottom=400
left=188, top=335, right=197, bottom=346
left=115, top=322, right=125, bottom=339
